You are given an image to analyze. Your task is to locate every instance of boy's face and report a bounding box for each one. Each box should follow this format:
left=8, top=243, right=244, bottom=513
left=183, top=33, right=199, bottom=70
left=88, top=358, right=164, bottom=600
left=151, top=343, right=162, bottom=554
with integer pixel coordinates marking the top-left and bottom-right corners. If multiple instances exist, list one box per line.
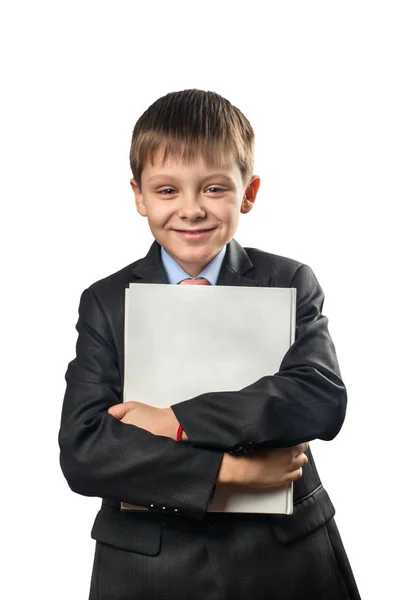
left=131, top=153, right=260, bottom=277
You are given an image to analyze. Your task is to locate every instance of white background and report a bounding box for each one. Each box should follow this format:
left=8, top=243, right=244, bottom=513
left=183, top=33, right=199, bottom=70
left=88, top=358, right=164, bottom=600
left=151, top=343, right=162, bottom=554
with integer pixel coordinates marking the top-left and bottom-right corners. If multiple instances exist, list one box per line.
left=1, top=1, right=396, bottom=598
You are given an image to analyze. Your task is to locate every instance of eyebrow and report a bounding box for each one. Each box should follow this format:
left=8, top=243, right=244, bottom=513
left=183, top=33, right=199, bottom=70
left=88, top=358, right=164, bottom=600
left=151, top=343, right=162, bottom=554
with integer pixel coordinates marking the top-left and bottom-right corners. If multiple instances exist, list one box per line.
left=147, top=173, right=236, bottom=184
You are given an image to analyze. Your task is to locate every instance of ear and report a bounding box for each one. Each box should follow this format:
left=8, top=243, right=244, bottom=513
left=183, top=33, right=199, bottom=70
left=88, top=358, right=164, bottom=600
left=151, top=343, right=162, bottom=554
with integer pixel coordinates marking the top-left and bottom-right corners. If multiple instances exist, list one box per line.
left=241, top=176, right=260, bottom=214
left=130, top=178, right=147, bottom=217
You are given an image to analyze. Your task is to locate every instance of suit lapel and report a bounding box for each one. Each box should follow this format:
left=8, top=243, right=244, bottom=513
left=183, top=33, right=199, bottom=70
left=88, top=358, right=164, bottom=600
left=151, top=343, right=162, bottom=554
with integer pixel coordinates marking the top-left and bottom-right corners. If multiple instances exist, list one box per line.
left=217, top=238, right=259, bottom=287
left=130, top=238, right=261, bottom=287
left=130, top=241, right=169, bottom=284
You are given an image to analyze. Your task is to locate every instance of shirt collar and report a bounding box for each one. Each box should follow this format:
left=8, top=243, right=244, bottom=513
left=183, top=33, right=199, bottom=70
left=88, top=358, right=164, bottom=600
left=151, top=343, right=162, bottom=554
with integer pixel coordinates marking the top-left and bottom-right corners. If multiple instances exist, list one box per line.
left=161, top=245, right=227, bottom=285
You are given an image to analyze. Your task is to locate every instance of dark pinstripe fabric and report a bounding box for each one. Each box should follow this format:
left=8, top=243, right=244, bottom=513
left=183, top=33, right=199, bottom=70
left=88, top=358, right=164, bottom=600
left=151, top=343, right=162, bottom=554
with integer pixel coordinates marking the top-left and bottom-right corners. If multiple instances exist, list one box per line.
left=60, top=239, right=361, bottom=600
left=88, top=513, right=358, bottom=599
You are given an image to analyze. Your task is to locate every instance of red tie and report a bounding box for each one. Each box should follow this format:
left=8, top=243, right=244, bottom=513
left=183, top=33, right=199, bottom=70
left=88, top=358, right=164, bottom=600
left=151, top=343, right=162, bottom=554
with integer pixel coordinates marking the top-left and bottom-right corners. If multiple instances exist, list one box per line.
left=178, top=278, right=210, bottom=285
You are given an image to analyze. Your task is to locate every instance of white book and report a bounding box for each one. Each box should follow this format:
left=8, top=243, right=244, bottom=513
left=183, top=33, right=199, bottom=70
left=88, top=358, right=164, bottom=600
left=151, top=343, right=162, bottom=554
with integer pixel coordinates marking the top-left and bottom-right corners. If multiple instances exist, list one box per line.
left=122, top=284, right=296, bottom=514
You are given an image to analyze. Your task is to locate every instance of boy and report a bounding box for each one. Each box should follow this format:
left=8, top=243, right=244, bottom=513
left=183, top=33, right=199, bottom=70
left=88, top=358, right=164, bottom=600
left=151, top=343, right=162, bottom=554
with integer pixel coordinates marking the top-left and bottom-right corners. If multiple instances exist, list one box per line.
left=59, top=89, right=361, bottom=599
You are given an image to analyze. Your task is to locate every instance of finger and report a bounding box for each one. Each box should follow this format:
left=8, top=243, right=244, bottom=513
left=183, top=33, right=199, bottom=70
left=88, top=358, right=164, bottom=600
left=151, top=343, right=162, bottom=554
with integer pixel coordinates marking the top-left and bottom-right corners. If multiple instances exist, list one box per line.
left=283, top=467, right=304, bottom=484
left=293, top=453, right=309, bottom=469
left=108, top=402, right=132, bottom=419
left=292, top=442, right=309, bottom=455
left=290, top=467, right=303, bottom=482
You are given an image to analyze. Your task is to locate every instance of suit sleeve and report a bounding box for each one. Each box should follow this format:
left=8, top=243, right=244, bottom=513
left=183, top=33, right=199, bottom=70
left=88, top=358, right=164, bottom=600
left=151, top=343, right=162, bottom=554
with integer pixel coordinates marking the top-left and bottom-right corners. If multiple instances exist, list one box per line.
left=58, top=287, right=223, bottom=519
left=171, top=264, right=347, bottom=452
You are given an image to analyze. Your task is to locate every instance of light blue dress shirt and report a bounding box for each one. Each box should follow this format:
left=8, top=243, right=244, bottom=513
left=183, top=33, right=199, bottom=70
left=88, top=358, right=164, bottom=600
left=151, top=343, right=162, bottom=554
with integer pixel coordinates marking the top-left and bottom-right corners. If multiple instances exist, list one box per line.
left=161, top=245, right=227, bottom=285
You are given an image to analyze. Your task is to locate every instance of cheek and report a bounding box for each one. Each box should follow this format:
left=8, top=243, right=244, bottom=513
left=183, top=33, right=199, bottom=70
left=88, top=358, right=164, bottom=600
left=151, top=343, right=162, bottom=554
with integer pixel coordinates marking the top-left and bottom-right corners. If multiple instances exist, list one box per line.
left=147, top=204, right=172, bottom=225
left=216, top=203, right=241, bottom=227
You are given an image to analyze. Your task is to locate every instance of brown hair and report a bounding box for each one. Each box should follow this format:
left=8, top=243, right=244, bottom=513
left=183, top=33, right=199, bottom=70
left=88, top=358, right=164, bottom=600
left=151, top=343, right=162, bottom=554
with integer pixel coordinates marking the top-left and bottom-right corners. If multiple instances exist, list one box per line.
left=129, top=89, right=255, bottom=189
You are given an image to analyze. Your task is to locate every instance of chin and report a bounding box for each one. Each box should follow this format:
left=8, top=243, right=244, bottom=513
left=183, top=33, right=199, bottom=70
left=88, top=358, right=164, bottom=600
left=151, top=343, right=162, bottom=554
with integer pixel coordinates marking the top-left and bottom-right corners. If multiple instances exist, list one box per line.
left=181, top=246, right=218, bottom=259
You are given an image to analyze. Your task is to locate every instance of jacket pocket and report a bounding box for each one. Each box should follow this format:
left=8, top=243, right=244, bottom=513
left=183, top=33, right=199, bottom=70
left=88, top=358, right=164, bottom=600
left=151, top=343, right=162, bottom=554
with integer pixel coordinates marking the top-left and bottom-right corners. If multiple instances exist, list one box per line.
left=91, top=508, right=162, bottom=556
left=267, top=485, right=335, bottom=544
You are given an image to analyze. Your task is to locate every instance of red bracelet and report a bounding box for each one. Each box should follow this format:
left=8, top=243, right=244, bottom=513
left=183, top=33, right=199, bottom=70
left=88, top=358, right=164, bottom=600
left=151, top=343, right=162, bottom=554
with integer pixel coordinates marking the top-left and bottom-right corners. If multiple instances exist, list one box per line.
left=177, top=424, right=183, bottom=442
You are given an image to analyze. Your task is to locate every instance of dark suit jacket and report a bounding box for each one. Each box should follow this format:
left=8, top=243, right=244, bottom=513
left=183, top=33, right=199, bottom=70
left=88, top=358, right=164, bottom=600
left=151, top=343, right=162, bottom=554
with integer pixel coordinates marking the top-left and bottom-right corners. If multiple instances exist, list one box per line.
left=59, top=239, right=360, bottom=600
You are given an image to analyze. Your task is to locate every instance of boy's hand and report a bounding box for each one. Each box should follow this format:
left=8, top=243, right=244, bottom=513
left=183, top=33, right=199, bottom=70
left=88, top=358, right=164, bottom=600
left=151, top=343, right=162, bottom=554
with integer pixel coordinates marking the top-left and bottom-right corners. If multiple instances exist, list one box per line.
left=108, top=401, right=187, bottom=441
left=218, top=443, right=309, bottom=488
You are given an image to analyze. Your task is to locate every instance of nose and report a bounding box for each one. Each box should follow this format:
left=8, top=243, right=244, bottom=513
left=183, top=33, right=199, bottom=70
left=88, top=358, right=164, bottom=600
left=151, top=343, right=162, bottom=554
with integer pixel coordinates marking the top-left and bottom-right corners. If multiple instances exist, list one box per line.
left=177, top=194, right=206, bottom=220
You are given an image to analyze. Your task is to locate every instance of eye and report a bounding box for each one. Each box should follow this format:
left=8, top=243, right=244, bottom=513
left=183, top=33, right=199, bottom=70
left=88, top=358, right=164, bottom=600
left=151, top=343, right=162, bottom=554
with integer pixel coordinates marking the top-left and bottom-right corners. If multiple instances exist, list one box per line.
left=206, top=187, right=226, bottom=194
left=158, top=188, right=176, bottom=195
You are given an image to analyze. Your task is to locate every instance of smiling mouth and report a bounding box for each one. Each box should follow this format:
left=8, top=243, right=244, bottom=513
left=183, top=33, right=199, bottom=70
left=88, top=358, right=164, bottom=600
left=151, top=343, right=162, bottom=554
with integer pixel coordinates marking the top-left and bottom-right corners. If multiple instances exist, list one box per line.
left=172, top=227, right=217, bottom=240
left=174, top=227, right=216, bottom=233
